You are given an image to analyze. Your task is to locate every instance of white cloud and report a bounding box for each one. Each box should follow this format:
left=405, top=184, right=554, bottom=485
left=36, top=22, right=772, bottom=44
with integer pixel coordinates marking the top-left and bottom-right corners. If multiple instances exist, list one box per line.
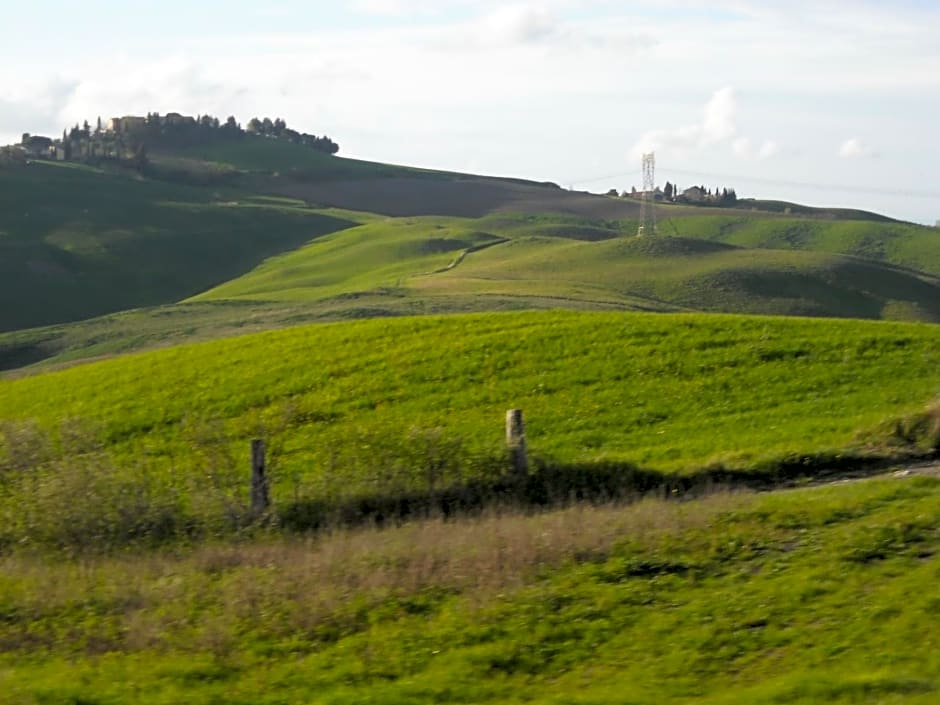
left=632, top=88, right=782, bottom=163
left=839, top=138, right=871, bottom=158
left=436, top=3, right=644, bottom=50
left=632, top=86, right=738, bottom=158
left=701, top=86, right=737, bottom=143
left=54, top=56, right=234, bottom=128
left=483, top=5, right=558, bottom=44
left=732, top=136, right=779, bottom=160
left=351, top=0, right=440, bottom=15
left=0, top=77, right=79, bottom=143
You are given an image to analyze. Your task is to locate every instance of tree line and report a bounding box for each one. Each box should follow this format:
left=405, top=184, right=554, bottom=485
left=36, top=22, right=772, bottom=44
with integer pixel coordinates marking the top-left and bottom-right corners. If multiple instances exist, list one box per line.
left=116, top=113, right=340, bottom=155
left=244, top=117, right=339, bottom=154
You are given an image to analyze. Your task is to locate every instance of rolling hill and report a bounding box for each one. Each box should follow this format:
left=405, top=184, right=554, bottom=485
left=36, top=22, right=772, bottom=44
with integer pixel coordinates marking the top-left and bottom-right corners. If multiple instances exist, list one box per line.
left=2, top=136, right=940, bottom=374
left=0, top=161, right=356, bottom=331
left=2, top=311, right=939, bottom=525
left=189, top=215, right=940, bottom=323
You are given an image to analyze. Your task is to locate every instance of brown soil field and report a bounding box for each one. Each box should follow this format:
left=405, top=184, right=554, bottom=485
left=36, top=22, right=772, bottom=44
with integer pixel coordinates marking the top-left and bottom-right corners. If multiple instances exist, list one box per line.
left=266, top=176, right=688, bottom=219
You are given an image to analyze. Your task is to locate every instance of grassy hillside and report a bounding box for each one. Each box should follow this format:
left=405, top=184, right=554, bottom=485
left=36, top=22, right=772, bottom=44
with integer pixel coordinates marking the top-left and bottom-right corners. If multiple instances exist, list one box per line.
left=2, top=311, right=939, bottom=550
left=2, top=309, right=940, bottom=703
left=662, top=213, right=940, bottom=276
left=3, top=139, right=939, bottom=350
left=0, top=162, right=356, bottom=331
left=154, top=138, right=424, bottom=181
left=2, top=473, right=940, bottom=703
left=190, top=213, right=940, bottom=324
left=191, top=216, right=508, bottom=302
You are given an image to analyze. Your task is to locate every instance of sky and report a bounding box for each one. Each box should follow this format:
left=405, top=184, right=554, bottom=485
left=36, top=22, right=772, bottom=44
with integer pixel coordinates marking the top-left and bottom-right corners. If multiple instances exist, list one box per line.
left=2, top=0, right=939, bottom=224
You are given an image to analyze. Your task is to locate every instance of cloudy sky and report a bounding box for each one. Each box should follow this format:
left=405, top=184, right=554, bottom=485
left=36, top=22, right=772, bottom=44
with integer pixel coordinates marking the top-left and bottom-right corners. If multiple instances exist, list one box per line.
left=2, top=0, right=938, bottom=223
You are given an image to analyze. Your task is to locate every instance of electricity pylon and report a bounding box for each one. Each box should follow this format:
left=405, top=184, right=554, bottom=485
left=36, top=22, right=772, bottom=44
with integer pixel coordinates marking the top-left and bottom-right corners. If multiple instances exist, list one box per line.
left=637, top=152, right=656, bottom=237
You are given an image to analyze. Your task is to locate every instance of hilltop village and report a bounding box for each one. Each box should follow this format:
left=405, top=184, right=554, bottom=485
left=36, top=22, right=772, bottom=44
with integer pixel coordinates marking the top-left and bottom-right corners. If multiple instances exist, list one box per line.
left=2, top=113, right=339, bottom=167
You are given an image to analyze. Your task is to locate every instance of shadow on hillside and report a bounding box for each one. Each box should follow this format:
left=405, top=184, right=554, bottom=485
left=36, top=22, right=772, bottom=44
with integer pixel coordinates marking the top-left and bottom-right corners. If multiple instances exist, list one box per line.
left=276, top=451, right=932, bottom=533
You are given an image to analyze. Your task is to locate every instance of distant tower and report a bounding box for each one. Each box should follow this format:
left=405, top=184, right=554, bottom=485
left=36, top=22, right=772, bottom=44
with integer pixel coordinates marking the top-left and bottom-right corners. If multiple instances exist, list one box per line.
left=637, top=152, right=656, bottom=237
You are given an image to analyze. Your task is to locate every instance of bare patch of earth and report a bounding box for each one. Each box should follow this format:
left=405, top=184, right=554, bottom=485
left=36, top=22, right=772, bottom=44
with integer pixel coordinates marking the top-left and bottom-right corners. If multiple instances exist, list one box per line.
left=268, top=176, right=705, bottom=220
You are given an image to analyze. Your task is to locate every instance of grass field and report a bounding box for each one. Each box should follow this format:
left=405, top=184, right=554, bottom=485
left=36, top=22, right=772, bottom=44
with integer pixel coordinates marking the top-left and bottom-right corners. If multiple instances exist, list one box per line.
left=2, top=475, right=939, bottom=703
left=2, top=310, right=939, bottom=550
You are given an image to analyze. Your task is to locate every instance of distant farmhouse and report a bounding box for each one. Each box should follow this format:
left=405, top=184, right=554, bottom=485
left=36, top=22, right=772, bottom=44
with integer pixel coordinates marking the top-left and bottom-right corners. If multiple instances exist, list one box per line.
left=621, top=182, right=738, bottom=206
left=18, top=134, right=56, bottom=159
left=679, top=186, right=707, bottom=203
left=107, top=115, right=147, bottom=133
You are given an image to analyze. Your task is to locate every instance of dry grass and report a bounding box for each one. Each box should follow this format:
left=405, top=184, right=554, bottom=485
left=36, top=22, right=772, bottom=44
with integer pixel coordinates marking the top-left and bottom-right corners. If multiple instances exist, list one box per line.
left=0, top=491, right=749, bottom=655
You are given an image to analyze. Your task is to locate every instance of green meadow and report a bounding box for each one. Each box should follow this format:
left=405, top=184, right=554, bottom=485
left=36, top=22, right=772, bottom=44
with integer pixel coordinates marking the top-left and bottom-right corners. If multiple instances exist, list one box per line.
left=2, top=476, right=940, bottom=704
left=2, top=310, right=939, bottom=550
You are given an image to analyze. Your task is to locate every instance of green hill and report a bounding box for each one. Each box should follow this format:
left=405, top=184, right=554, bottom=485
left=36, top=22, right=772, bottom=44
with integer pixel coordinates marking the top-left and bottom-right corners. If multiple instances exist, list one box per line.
left=2, top=310, right=939, bottom=546
left=3, top=138, right=940, bottom=373
left=0, top=161, right=356, bottom=331
left=661, top=213, right=940, bottom=276
left=190, top=213, right=940, bottom=323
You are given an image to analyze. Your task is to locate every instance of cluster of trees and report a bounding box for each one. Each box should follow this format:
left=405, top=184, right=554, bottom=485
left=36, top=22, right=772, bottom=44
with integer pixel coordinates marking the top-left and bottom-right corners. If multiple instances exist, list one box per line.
left=127, top=113, right=340, bottom=155
left=57, top=112, right=339, bottom=157
left=119, top=113, right=245, bottom=150
left=245, top=117, right=339, bottom=154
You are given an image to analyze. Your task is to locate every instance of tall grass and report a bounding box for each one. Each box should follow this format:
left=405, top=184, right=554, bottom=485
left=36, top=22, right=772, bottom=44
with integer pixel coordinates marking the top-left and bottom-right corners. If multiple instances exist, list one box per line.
left=3, top=476, right=940, bottom=703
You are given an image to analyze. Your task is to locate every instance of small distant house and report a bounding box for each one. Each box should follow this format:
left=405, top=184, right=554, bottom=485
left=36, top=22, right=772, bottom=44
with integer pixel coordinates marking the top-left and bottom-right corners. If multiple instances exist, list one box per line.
left=163, top=112, right=195, bottom=126
left=109, top=116, right=147, bottom=133
left=633, top=187, right=665, bottom=202
left=19, top=134, right=55, bottom=159
left=680, top=186, right=707, bottom=203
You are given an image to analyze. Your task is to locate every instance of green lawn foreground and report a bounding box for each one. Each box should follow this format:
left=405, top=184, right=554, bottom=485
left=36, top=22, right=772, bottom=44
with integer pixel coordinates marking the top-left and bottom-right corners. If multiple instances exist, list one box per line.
left=1, top=475, right=939, bottom=704
left=0, top=310, right=938, bottom=549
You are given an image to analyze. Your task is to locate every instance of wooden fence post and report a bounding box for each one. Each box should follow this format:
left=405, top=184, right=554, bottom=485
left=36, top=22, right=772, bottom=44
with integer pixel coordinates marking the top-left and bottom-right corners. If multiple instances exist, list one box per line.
left=506, top=409, right=528, bottom=477
left=251, top=439, right=270, bottom=515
